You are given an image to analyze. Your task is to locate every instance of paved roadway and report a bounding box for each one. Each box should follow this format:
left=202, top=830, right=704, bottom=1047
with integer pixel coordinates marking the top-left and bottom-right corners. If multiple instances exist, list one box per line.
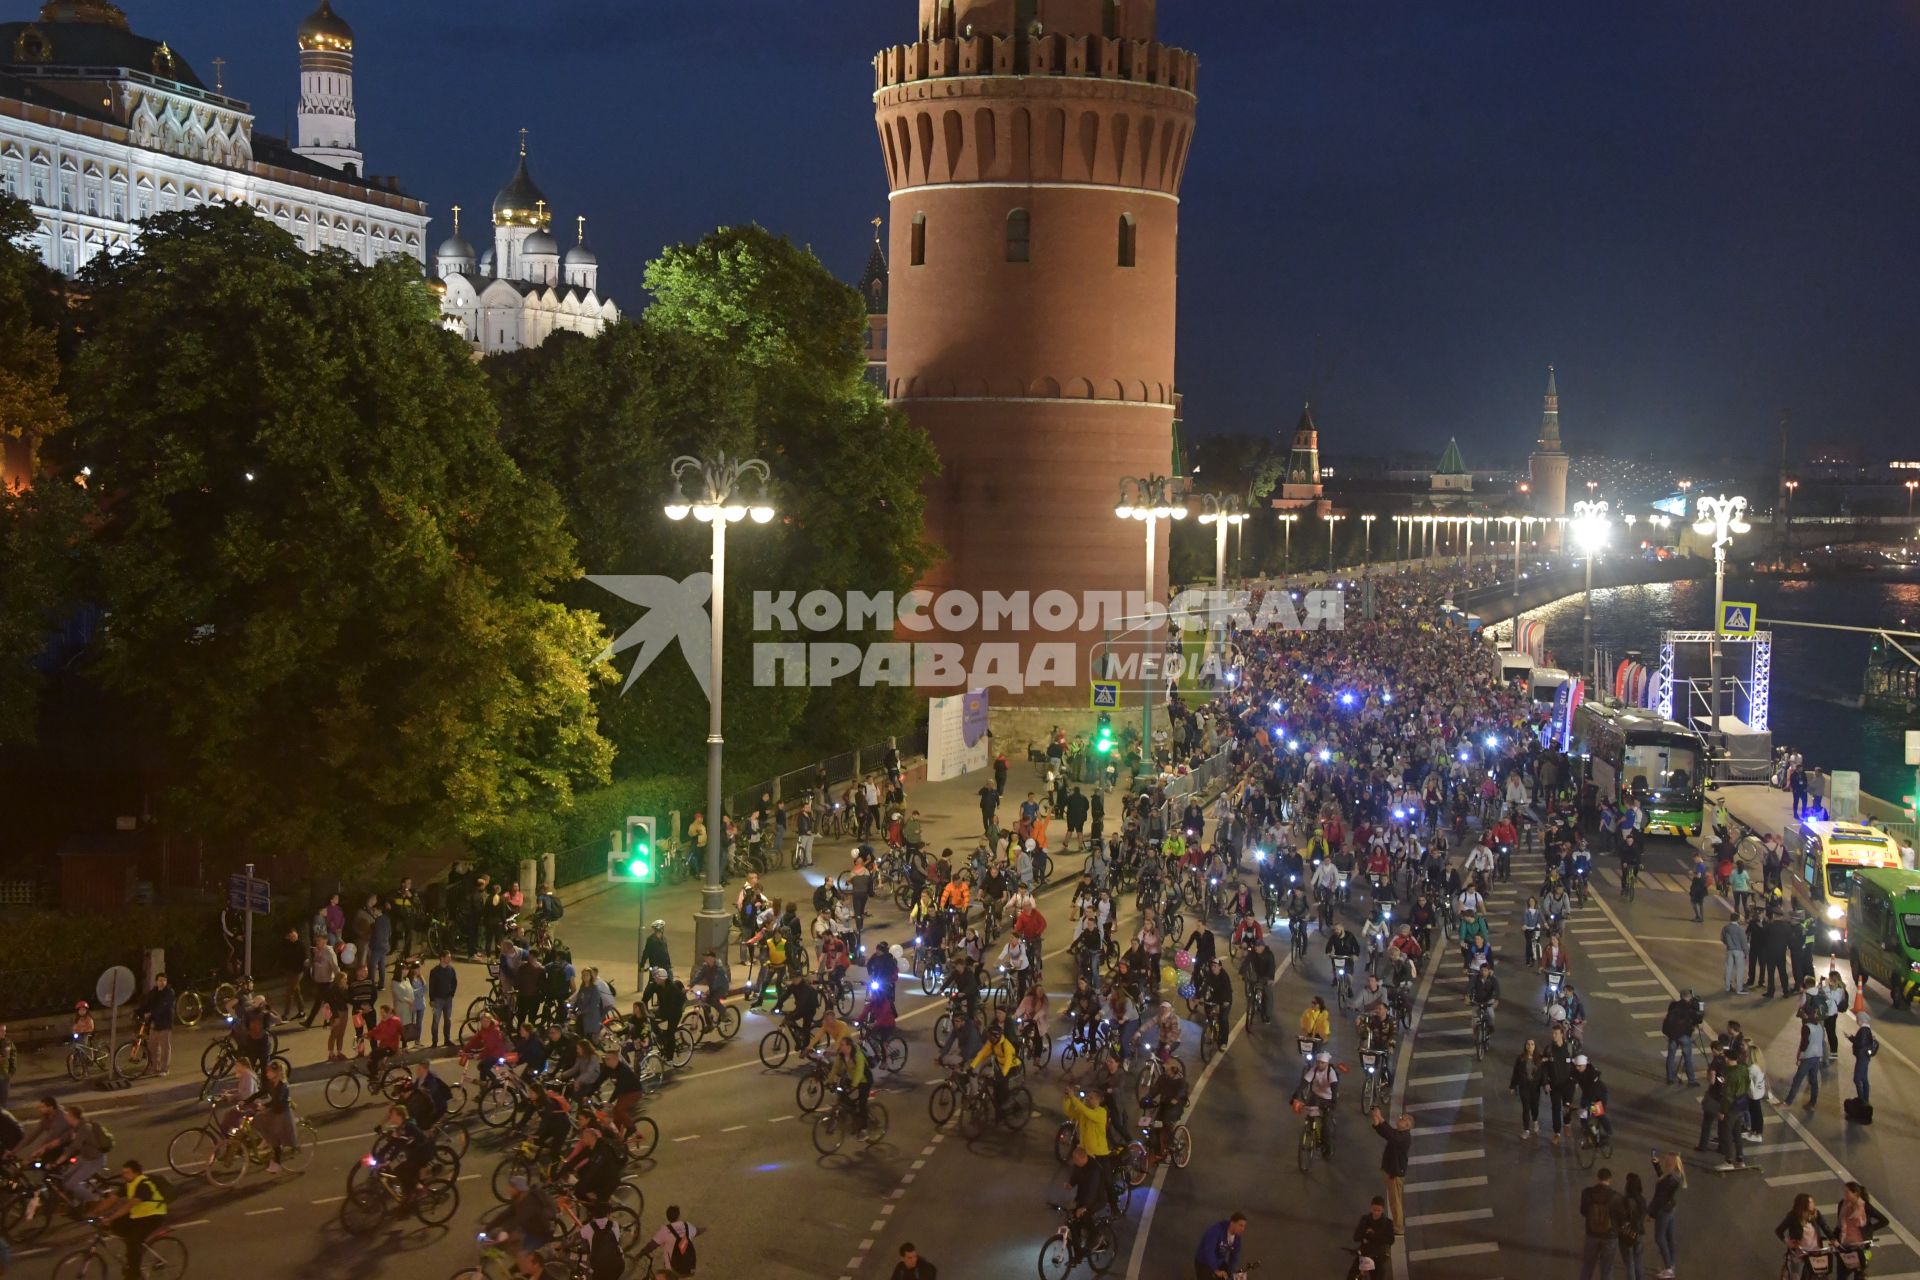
left=15, top=791, right=1920, bottom=1280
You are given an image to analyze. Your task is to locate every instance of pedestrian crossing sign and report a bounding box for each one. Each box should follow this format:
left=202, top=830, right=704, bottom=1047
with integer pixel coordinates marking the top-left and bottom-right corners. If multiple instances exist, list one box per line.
left=1719, top=601, right=1757, bottom=635
left=1089, top=679, right=1120, bottom=709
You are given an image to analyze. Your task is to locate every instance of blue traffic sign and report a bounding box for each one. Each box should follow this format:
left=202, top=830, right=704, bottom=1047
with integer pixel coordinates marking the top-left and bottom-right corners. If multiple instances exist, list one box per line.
left=1089, top=680, right=1120, bottom=709
left=226, top=873, right=271, bottom=915
left=1719, top=601, right=1757, bottom=635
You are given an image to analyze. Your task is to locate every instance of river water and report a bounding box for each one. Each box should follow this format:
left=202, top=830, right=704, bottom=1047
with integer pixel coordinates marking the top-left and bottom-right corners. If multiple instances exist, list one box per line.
left=1505, top=570, right=1920, bottom=802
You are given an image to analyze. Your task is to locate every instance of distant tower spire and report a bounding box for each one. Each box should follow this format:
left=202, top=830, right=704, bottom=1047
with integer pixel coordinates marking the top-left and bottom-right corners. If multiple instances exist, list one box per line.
left=1279, top=403, right=1324, bottom=503
left=1538, top=364, right=1562, bottom=451
left=576, top=214, right=587, bottom=245
left=295, top=0, right=360, bottom=175
left=450, top=204, right=461, bottom=237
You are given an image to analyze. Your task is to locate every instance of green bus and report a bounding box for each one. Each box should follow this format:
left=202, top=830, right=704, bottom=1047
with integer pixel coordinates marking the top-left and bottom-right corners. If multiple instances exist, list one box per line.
left=1573, top=702, right=1708, bottom=838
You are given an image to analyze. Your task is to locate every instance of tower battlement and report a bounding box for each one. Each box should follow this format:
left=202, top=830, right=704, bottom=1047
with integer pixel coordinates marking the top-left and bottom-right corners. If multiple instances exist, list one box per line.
left=874, top=35, right=1196, bottom=96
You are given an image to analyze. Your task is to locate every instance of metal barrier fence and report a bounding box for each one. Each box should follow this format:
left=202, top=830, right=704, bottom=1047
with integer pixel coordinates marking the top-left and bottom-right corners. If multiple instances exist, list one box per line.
left=726, top=728, right=930, bottom=824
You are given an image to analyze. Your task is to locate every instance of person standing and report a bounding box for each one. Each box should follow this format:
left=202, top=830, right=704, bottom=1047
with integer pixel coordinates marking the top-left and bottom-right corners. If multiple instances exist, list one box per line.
left=1719, top=910, right=1748, bottom=994
left=1821, top=970, right=1849, bottom=1065
left=1616, top=1171, right=1648, bottom=1280
left=281, top=927, right=309, bottom=1019
left=368, top=901, right=392, bottom=988
left=1648, top=1151, right=1685, bottom=1279
left=993, top=751, right=1008, bottom=798
left=0, top=1021, right=16, bottom=1110
left=1510, top=1038, right=1544, bottom=1138
left=1579, top=1168, right=1622, bottom=1280
left=1370, top=1108, right=1412, bottom=1230
left=428, top=952, right=458, bottom=1047
left=1758, top=914, right=1792, bottom=999
left=1848, top=1013, right=1877, bottom=1104
left=1661, top=991, right=1701, bottom=1087
left=1688, top=866, right=1708, bottom=922
left=795, top=801, right=817, bottom=868
left=138, top=974, right=176, bottom=1076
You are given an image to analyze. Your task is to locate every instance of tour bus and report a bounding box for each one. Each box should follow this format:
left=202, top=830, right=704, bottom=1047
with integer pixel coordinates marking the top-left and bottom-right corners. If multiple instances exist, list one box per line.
left=1795, top=818, right=1908, bottom=951
left=1847, top=866, right=1920, bottom=1009
left=1497, top=650, right=1535, bottom=687
left=1572, top=702, right=1708, bottom=838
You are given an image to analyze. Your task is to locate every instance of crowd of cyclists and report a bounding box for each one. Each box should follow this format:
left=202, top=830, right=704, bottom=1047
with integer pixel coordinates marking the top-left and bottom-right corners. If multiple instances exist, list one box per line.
left=0, top=561, right=1887, bottom=1280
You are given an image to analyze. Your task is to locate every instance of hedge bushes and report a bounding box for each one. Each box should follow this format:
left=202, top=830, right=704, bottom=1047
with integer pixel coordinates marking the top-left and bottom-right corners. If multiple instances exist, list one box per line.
left=0, top=900, right=241, bottom=1018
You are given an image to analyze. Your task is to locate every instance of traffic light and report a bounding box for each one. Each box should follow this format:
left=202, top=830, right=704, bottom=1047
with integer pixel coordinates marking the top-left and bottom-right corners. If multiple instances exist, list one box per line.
left=1094, top=711, right=1115, bottom=755
left=607, top=816, right=658, bottom=885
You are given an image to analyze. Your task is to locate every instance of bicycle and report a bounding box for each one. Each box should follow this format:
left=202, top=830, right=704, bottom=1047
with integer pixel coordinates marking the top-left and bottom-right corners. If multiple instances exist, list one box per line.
left=1296, top=1100, right=1332, bottom=1171
left=812, top=1085, right=890, bottom=1154
left=324, top=1056, right=416, bottom=1110
left=4, top=1158, right=119, bottom=1241
left=1619, top=863, right=1639, bottom=901
left=65, top=1034, right=110, bottom=1082
left=1571, top=1103, right=1614, bottom=1170
left=677, top=995, right=742, bottom=1049
left=1036, top=1202, right=1116, bottom=1280
left=166, top=1105, right=316, bottom=1185
left=338, top=1157, right=459, bottom=1235
left=1330, top=956, right=1356, bottom=1014
left=173, top=969, right=252, bottom=1028
left=50, top=1217, right=188, bottom=1280
left=1358, top=1046, right=1391, bottom=1114
left=957, top=1075, right=1032, bottom=1140
left=1120, top=1117, right=1192, bottom=1185
left=1289, top=916, right=1309, bottom=963
left=112, top=1019, right=155, bottom=1079
left=1471, top=1001, right=1492, bottom=1062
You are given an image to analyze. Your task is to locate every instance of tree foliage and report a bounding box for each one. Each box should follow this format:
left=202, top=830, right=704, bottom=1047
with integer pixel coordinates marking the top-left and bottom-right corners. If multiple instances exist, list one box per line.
left=0, top=196, right=67, bottom=451
left=50, top=206, right=611, bottom=876
left=489, top=225, right=940, bottom=777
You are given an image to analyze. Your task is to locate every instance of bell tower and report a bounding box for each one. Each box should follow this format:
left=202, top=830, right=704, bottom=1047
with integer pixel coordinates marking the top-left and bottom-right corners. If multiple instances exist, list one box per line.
left=1529, top=365, right=1570, bottom=550
left=295, top=0, right=360, bottom=175
left=874, top=0, right=1198, bottom=699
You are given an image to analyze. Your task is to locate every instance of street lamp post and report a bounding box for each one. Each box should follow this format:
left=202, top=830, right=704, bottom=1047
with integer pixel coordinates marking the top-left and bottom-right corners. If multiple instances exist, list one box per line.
left=1117, top=476, right=1188, bottom=769
left=1279, top=513, right=1298, bottom=575
left=1570, top=500, right=1611, bottom=691
left=1197, top=493, right=1246, bottom=654
left=1361, top=513, right=1375, bottom=564
left=664, top=451, right=776, bottom=959
left=1692, top=494, right=1751, bottom=741
left=1325, top=513, right=1344, bottom=566
left=1906, top=479, right=1916, bottom=519
left=1509, top=516, right=1524, bottom=594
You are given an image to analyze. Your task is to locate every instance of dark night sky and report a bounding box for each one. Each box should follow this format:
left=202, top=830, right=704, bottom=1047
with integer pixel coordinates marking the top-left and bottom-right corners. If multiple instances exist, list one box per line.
left=131, top=1, right=1919, bottom=463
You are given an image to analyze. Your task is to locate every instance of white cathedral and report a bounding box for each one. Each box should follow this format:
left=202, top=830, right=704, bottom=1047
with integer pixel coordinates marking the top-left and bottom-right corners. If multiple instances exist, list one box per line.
left=0, top=0, right=615, bottom=356
left=431, top=139, right=619, bottom=356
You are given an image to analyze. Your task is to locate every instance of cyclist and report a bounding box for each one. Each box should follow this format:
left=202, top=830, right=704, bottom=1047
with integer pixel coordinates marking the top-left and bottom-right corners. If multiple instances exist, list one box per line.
left=1143, top=1056, right=1190, bottom=1158
left=97, top=1159, right=167, bottom=1280
left=1194, top=1212, right=1249, bottom=1280
left=1298, top=996, right=1331, bottom=1048
left=1240, top=935, right=1276, bottom=1024
left=772, top=972, right=822, bottom=1049
left=1468, top=957, right=1500, bottom=1037
left=377, top=1103, right=436, bottom=1208
left=1325, top=923, right=1362, bottom=993
left=1064, top=979, right=1100, bottom=1049
left=1463, top=838, right=1495, bottom=892
left=1568, top=844, right=1593, bottom=899
left=1137, top=1002, right=1183, bottom=1061
left=1361, top=910, right=1389, bottom=974
left=967, top=1022, right=1022, bottom=1120
left=1387, top=924, right=1423, bottom=979
left=1063, top=1146, right=1109, bottom=1260
left=1570, top=1054, right=1612, bottom=1140
left=824, top=1033, right=876, bottom=1137
left=1353, top=975, right=1389, bottom=1031
left=1198, top=958, right=1233, bottom=1048
left=1061, top=1086, right=1116, bottom=1205
left=1407, top=894, right=1437, bottom=953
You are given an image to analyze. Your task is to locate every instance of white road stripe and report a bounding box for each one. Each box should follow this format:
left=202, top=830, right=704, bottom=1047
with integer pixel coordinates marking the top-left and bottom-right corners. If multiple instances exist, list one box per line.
left=1409, top=1071, right=1482, bottom=1085
left=1404, top=1096, right=1483, bottom=1113
left=1415, top=1122, right=1485, bottom=1135
left=1765, top=1171, right=1837, bottom=1188
left=1406, top=1208, right=1494, bottom=1226
left=1408, top=1149, right=1485, bottom=1165
left=1405, top=1175, right=1490, bottom=1192
left=1410, top=1243, right=1500, bottom=1261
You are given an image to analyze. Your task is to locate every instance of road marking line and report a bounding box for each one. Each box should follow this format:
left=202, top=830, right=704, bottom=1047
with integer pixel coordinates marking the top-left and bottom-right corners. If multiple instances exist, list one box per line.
left=312, top=1195, right=345, bottom=1204
left=1408, top=1149, right=1485, bottom=1165
left=1608, top=979, right=1665, bottom=988
left=673, top=1134, right=701, bottom=1142
left=1596, top=964, right=1644, bottom=973
left=869, top=1219, right=887, bottom=1232
left=1635, top=935, right=1729, bottom=945
left=1631, top=1012, right=1664, bottom=1019
left=859, top=1238, right=875, bottom=1250
left=1404, top=1096, right=1483, bottom=1113
left=245, top=1207, right=284, bottom=1216
left=901, top=1173, right=915, bottom=1184
left=1408, top=1071, right=1483, bottom=1085
left=1420, top=1010, right=1471, bottom=1022
left=1765, top=1171, right=1836, bottom=1188
left=911, top=1159, right=926, bottom=1169
left=882, top=1204, right=896, bottom=1214
left=768, top=1114, right=792, bottom=1122
left=171, top=1219, right=210, bottom=1228
left=1746, top=1141, right=1807, bottom=1154
left=889, top=1188, right=905, bottom=1199
left=921, top=1145, right=936, bottom=1155
left=1409, top=1243, right=1500, bottom=1261
left=1415, top=1047, right=1478, bottom=1059
left=315, top=1133, right=366, bottom=1146
left=1405, top=1176, right=1489, bottom=1192
left=1415, top=1122, right=1485, bottom=1135
left=720, top=1124, right=746, bottom=1132
left=1406, top=1208, right=1493, bottom=1226
left=459, top=1173, right=480, bottom=1181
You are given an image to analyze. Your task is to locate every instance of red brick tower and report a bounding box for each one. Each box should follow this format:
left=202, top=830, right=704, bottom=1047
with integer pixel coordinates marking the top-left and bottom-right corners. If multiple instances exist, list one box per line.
left=873, top=1, right=1198, bottom=697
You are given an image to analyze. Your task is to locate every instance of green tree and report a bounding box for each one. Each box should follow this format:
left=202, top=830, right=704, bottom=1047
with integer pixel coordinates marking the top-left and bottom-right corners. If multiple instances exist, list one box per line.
left=53, top=205, right=611, bottom=877
left=0, top=196, right=67, bottom=456
left=490, top=225, right=939, bottom=778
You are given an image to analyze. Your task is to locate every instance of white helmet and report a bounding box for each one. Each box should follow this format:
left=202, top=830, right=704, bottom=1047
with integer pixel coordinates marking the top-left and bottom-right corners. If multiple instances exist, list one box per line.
left=1317, top=1051, right=1333, bottom=1064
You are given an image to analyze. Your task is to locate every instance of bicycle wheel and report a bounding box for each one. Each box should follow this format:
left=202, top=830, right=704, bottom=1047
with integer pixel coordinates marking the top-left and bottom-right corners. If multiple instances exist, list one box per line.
left=863, top=1101, right=890, bottom=1144
left=50, top=1244, right=109, bottom=1280
left=213, top=982, right=241, bottom=1018
left=414, top=1177, right=460, bottom=1226
left=145, top=1233, right=190, bottom=1280
left=281, top=1118, right=319, bottom=1172
left=1171, top=1125, right=1193, bottom=1169
left=669, top=1027, right=696, bottom=1071
left=812, top=1109, right=846, bottom=1155
left=199, top=1040, right=227, bottom=1077
left=379, top=1062, right=414, bottom=1100
left=1028, top=1030, right=1053, bottom=1070
left=114, top=1040, right=149, bottom=1078
left=338, top=1185, right=386, bottom=1236
left=933, top=1013, right=953, bottom=1051
left=168, top=1127, right=216, bottom=1178
left=1123, top=1142, right=1150, bottom=1187
left=477, top=1082, right=519, bottom=1128
left=207, top=1136, right=247, bottom=1188
left=1297, top=1125, right=1315, bottom=1172
left=1055, top=1119, right=1076, bottom=1163
left=444, top=1081, right=469, bottom=1116
left=610, top=1178, right=645, bottom=1223
left=879, top=1034, right=908, bottom=1074
left=324, top=1071, right=362, bottom=1110
left=493, top=1153, right=536, bottom=1201
left=716, top=1003, right=742, bottom=1041
left=436, top=1119, right=470, bottom=1160
left=1058, top=1042, right=1081, bottom=1076
left=679, top=1012, right=707, bottom=1051
left=1037, top=1234, right=1073, bottom=1280
left=958, top=1096, right=989, bottom=1141
left=176, top=991, right=204, bottom=1027
left=797, top=1073, right=826, bottom=1114
left=759, top=1028, right=792, bottom=1070
left=1003, top=1088, right=1032, bottom=1131
left=66, top=1047, right=91, bottom=1080
left=1473, top=1024, right=1485, bottom=1062
left=627, top=1115, right=660, bottom=1161
left=928, top=1082, right=957, bottom=1127
left=1089, top=1222, right=1118, bottom=1271
left=1200, top=1024, right=1218, bottom=1063
left=1576, top=1131, right=1597, bottom=1170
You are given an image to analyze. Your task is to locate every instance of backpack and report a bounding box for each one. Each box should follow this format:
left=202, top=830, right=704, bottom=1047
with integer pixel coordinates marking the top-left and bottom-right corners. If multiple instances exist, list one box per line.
left=667, top=1222, right=698, bottom=1276
left=91, top=1121, right=115, bottom=1153
left=586, top=1219, right=623, bottom=1279
left=145, top=1172, right=174, bottom=1204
